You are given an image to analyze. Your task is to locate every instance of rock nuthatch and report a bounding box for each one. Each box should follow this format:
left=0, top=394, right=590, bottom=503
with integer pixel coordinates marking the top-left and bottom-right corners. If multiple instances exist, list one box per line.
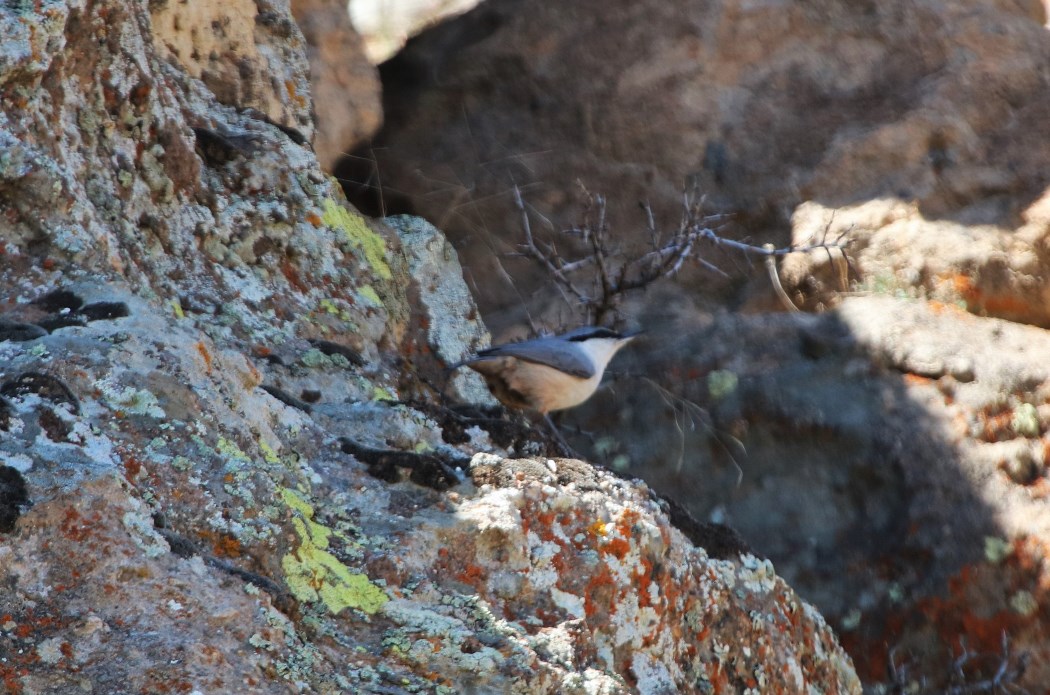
left=449, top=326, right=640, bottom=414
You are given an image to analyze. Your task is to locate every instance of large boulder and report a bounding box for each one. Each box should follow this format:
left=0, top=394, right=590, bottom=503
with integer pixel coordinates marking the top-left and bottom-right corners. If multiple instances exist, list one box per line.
left=343, top=0, right=1050, bottom=689
left=346, top=0, right=1050, bottom=326
left=0, top=1, right=859, bottom=693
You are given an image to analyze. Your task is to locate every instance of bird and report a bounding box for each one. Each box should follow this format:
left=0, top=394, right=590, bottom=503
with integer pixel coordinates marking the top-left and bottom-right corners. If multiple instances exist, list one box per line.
left=448, top=326, right=640, bottom=414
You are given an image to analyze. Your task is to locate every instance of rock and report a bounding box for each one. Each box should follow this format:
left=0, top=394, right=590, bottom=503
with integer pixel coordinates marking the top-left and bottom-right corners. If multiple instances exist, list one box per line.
left=291, top=0, right=382, bottom=171
left=568, top=295, right=1050, bottom=689
left=386, top=214, right=495, bottom=405
left=0, top=1, right=859, bottom=693
left=151, top=0, right=315, bottom=142
left=782, top=197, right=1050, bottom=327
left=344, top=0, right=1050, bottom=326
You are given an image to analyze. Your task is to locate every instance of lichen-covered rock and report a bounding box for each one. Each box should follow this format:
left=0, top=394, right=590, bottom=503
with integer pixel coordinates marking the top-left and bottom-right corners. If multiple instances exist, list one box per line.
left=782, top=196, right=1050, bottom=327
left=570, top=295, right=1050, bottom=690
left=397, top=455, right=861, bottom=694
left=150, top=0, right=315, bottom=142
left=0, top=281, right=862, bottom=693
left=387, top=214, right=495, bottom=406
left=0, top=0, right=860, bottom=693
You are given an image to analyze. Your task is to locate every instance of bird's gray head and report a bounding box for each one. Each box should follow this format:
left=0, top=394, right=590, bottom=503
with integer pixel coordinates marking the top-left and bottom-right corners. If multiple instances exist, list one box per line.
left=559, top=326, right=641, bottom=372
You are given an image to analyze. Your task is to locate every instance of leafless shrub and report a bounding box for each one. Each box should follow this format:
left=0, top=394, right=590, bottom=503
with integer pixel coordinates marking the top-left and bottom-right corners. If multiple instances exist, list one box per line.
left=887, top=632, right=1031, bottom=695
left=512, top=182, right=851, bottom=327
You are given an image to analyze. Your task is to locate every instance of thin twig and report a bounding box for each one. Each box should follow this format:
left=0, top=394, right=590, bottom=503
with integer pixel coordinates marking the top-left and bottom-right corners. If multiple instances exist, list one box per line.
left=513, top=185, right=591, bottom=306
left=512, top=184, right=851, bottom=326
left=764, top=243, right=800, bottom=312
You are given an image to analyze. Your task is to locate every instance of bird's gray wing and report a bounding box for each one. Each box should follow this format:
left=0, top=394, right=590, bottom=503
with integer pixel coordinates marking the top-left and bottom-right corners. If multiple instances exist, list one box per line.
left=476, top=338, right=595, bottom=379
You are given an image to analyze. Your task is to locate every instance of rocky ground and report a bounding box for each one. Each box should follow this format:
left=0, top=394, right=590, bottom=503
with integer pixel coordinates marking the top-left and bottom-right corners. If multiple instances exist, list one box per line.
left=345, top=0, right=1050, bottom=691
left=0, top=1, right=861, bottom=693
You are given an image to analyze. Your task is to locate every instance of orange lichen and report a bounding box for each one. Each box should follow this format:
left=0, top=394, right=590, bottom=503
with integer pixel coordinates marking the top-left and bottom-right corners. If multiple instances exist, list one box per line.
left=1, top=664, right=25, bottom=695
left=122, top=453, right=143, bottom=482
left=975, top=406, right=1016, bottom=443
left=195, top=341, right=212, bottom=374
left=285, top=80, right=307, bottom=108
left=635, top=557, right=654, bottom=607
left=211, top=534, right=242, bottom=558
left=583, top=564, right=617, bottom=618
left=456, top=563, right=486, bottom=585
left=848, top=538, right=1050, bottom=685
left=951, top=273, right=1037, bottom=321
left=280, top=259, right=307, bottom=292
left=60, top=508, right=102, bottom=543
left=902, top=373, right=932, bottom=386
left=602, top=537, right=631, bottom=559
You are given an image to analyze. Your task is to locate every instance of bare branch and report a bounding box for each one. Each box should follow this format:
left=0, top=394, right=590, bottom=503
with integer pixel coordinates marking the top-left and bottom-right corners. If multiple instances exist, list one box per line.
left=512, top=185, right=591, bottom=308
left=511, top=183, right=852, bottom=326
left=764, top=244, right=801, bottom=312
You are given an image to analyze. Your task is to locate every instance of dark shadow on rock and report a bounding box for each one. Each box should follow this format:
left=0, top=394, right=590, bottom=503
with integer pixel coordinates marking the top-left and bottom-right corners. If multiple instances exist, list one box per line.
left=0, top=466, right=30, bottom=533
left=333, top=0, right=1050, bottom=687
left=564, top=302, right=1035, bottom=686
left=338, top=0, right=1050, bottom=325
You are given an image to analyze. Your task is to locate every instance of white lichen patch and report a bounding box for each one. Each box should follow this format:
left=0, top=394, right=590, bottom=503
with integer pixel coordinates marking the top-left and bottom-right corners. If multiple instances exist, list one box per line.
left=36, top=636, right=66, bottom=665
left=96, top=379, right=166, bottom=418
left=631, top=651, right=676, bottom=695
left=381, top=599, right=512, bottom=674
left=121, top=505, right=171, bottom=558
left=739, top=554, right=778, bottom=594
left=0, top=451, right=34, bottom=472
left=550, top=587, right=586, bottom=619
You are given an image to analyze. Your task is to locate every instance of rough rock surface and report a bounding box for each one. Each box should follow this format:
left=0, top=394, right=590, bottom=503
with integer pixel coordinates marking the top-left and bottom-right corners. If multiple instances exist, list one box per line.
left=565, top=296, right=1050, bottom=690
left=339, top=3, right=1050, bottom=688
left=291, top=0, right=382, bottom=171
left=0, top=1, right=859, bottom=693
left=150, top=0, right=315, bottom=142
left=344, top=0, right=1050, bottom=328
left=783, top=195, right=1050, bottom=327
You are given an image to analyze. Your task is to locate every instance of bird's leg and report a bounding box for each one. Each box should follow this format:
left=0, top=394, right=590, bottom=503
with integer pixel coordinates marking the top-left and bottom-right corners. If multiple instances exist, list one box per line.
left=543, top=413, right=579, bottom=458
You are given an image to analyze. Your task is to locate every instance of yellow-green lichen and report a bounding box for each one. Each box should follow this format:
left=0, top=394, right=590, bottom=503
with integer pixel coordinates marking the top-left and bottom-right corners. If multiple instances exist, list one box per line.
left=357, top=285, right=383, bottom=307
left=1010, top=402, right=1039, bottom=437
left=372, top=386, right=396, bottom=402
left=984, top=535, right=1013, bottom=564
left=280, top=488, right=389, bottom=615
left=217, top=437, right=252, bottom=464
left=318, top=298, right=353, bottom=321
left=1009, top=589, right=1038, bottom=617
left=322, top=199, right=392, bottom=280
left=259, top=440, right=281, bottom=466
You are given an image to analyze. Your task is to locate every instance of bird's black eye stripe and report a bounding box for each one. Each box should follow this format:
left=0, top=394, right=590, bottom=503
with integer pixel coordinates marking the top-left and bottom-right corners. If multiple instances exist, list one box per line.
left=567, top=327, right=621, bottom=341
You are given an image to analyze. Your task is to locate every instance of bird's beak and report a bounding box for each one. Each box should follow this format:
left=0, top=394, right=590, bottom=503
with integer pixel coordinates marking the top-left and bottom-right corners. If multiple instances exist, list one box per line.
left=620, top=328, right=645, bottom=341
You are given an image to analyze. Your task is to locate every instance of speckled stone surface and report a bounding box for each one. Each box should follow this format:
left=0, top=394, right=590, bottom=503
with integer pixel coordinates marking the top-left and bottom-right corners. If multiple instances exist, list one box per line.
left=0, top=1, right=860, bottom=693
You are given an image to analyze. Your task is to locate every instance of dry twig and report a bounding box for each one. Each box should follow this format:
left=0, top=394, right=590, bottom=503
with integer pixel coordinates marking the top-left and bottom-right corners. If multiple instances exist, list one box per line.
left=512, top=183, right=851, bottom=326
left=887, top=632, right=1030, bottom=695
